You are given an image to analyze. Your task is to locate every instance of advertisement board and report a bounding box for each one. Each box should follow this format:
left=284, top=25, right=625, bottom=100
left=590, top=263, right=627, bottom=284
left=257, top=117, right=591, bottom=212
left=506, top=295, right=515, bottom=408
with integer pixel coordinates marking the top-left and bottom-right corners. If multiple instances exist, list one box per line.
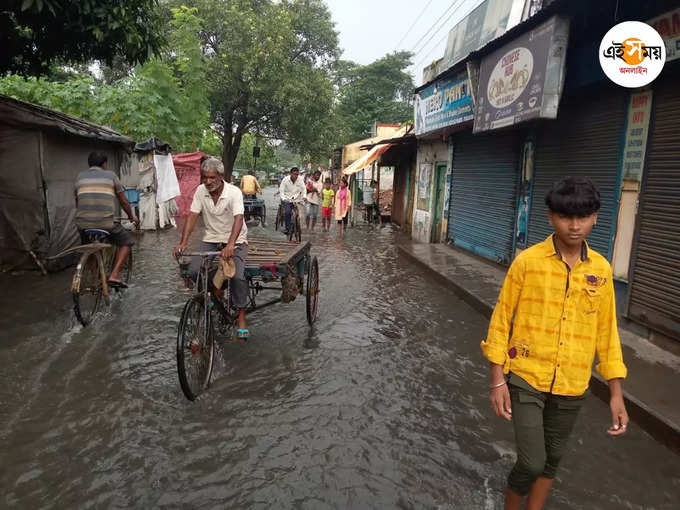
left=414, top=73, right=474, bottom=136
left=473, top=15, right=569, bottom=132
left=649, top=8, right=680, bottom=62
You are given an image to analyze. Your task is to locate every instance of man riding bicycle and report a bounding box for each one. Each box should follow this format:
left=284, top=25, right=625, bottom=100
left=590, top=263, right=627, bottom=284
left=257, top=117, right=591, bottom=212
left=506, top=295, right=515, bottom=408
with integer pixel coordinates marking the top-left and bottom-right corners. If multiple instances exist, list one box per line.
left=173, top=157, right=251, bottom=341
left=240, top=170, right=262, bottom=199
left=279, top=167, right=306, bottom=235
left=74, top=151, right=139, bottom=288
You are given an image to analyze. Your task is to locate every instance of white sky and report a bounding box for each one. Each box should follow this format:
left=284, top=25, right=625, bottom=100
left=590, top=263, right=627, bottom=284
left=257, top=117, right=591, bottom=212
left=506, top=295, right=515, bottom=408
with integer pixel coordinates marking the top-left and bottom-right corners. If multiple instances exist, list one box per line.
left=324, top=0, right=482, bottom=84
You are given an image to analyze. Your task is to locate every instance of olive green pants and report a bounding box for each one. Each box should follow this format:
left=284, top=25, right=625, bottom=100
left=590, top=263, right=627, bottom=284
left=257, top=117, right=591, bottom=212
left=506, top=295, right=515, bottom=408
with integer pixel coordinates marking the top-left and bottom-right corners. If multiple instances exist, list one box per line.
left=507, top=373, right=586, bottom=496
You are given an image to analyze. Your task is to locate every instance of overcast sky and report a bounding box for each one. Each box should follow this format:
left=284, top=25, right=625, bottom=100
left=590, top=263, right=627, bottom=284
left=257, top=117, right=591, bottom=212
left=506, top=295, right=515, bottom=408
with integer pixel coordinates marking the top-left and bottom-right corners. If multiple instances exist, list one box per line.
left=324, top=0, right=482, bottom=84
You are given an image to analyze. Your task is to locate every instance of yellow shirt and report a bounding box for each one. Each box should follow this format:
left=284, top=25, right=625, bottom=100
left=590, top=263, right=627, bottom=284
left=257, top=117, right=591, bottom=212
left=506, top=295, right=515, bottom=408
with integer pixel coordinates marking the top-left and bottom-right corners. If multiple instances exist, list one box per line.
left=240, top=174, right=261, bottom=194
left=322, top=188, right=334, bottom=207
left=481, top=235, right=627, bottom=396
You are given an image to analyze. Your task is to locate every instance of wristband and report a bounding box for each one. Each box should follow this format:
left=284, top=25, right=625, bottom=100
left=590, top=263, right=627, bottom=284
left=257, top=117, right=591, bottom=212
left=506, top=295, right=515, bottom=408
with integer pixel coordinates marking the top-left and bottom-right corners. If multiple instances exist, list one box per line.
left=490, top=380, right=507, bottom=389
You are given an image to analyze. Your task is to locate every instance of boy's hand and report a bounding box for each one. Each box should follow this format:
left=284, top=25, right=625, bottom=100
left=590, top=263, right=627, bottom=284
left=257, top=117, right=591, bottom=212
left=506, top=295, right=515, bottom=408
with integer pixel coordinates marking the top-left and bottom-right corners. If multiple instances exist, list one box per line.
left=490, top=383, right=512, bottom=421
left=607, top=394, right=629, bottom=435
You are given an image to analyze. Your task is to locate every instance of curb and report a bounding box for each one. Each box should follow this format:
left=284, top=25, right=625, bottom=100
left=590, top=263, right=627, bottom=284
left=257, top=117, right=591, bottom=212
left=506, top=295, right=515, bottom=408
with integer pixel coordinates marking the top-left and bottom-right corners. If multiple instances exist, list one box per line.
left=397, top=244, right=680, bottom=455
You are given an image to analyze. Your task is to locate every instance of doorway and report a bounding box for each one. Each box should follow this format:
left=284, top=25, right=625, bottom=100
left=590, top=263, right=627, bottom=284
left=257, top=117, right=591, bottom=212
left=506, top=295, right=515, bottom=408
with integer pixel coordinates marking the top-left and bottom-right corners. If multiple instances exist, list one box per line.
left=431, top=162, right=447, bottom=243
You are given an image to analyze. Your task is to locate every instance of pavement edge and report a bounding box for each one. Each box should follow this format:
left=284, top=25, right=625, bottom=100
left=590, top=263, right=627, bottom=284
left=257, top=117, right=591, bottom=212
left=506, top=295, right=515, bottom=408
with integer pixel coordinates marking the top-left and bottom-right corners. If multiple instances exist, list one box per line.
left=397, top=243, right=680, bottom=455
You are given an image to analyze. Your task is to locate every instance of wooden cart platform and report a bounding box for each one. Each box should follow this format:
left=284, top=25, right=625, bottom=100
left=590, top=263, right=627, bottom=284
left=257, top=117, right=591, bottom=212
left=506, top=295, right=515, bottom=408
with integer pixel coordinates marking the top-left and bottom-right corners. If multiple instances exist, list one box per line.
left=245, top=237, right=310, bottom=274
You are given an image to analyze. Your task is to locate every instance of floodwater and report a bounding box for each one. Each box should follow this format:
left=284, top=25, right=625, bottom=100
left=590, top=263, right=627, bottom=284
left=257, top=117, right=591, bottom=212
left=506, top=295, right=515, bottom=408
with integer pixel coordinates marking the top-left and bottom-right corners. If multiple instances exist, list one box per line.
left=1, top=186, right=679, bottom=509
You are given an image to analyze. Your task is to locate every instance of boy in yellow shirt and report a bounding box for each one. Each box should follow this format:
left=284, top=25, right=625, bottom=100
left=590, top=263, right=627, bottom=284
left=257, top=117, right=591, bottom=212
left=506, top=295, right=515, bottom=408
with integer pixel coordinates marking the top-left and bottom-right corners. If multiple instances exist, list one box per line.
left=321, top=178, right=335, bottom=232
left=481, top=177, right=628, bottom=509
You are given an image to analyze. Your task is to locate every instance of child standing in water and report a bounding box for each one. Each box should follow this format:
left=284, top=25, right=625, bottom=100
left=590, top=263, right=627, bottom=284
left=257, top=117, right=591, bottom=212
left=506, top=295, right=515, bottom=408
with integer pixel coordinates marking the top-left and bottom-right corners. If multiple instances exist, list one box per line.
left=321, top=178, right=335, bottom=232
left=334, top=177, right=351, bottom=234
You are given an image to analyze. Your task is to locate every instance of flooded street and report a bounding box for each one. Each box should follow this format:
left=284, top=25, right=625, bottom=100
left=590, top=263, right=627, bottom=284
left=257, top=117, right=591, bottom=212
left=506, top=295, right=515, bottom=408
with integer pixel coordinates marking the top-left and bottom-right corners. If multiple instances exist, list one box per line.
left=1, top=187, right=679, bottom=509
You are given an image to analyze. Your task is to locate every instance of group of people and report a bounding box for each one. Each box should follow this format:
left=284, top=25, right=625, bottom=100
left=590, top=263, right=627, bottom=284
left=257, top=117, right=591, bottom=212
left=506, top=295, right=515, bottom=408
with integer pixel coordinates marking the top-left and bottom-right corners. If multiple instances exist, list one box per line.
left=74, top=152, right=629, bottom=510
left=278, top=167, right=352, bottom=234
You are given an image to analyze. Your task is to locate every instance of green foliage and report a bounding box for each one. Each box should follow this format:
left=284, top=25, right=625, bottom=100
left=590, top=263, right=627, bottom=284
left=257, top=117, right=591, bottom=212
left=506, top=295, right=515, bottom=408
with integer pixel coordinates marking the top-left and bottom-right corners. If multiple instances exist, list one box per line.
left=335, top=51, right=415, bottom=144
left=274, top=143, right=303, bottom=168
left=0, top=7, right=210, bottom=153
left=182, top=0, right=339, bottom=175
left=1, top=0, right=165, bottom=76
left=234, top=134, right=277, bottom=171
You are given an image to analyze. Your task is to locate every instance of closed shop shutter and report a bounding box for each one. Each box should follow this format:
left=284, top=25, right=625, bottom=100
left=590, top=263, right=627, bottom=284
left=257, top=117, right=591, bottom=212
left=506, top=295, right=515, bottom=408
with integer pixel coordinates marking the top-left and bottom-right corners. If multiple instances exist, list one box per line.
left=527, top=91, right=626, bottom=258
left=448, top=131, right=519, bottom=265
left=628, top=81, right=680, bottom=340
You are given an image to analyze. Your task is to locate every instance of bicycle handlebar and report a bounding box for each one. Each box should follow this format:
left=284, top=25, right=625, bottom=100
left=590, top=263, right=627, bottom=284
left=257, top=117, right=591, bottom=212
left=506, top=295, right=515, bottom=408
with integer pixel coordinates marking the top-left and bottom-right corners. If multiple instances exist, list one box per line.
left=177, top=251, right=222, bottom=257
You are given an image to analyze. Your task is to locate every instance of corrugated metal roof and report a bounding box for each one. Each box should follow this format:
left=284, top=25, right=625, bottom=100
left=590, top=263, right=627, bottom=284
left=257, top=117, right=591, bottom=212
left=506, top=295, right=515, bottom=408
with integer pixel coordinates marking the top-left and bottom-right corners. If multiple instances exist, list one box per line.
left=0, top=94, right=134, bottom=146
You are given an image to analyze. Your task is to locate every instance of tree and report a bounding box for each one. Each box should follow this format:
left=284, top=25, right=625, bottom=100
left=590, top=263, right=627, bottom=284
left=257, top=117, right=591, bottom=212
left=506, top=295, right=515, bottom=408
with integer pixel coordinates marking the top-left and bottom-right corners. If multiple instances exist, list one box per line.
left=0, top=7, right=212, bottom=154
left=183, top=0, right=338, bottom=178
left=335, top=51, right=415, bottom=144
left=234, top=134, right=277, bottom=171
left=1, top=0, right=165, bottom=76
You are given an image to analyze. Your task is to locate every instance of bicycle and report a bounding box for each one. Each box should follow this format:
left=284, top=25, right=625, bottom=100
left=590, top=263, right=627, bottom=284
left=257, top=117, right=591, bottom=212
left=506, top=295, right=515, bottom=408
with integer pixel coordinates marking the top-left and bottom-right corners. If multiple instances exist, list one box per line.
left=275, top=202, right=284, bottom=232
left=49, top=226, right=133, bottom=326
left=279, top=199, right=303, bottom=243
left=175, top=238, right=319, bottom=401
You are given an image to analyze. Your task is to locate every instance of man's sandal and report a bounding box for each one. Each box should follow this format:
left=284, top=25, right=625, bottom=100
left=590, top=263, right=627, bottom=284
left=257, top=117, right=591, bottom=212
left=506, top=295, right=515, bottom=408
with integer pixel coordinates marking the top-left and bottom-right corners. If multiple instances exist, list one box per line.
left=233, top=329, right=250, bottom=342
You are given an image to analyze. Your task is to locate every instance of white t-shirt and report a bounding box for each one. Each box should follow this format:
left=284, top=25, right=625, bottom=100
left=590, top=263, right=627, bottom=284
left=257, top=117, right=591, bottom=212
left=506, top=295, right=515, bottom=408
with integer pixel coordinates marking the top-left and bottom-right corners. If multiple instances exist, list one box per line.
left=279, top=175, right=306, bottom=201
left=190, top=182, right=248, bottom=244
left=306, top=178, right=323, bottom=205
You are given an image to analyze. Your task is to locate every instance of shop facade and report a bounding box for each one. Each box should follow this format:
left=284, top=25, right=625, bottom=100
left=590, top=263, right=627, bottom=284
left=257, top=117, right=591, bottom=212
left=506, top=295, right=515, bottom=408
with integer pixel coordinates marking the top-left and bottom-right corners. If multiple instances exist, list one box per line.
left=410, top=1, right=680, bottom=341
left=626, top=67, right=680, bottom=340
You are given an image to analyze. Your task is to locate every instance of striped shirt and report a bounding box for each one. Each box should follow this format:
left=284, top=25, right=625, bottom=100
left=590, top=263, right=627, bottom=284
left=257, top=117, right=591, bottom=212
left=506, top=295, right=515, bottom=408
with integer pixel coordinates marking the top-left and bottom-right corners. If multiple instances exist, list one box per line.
left=74, top=166, right=123, bottom=230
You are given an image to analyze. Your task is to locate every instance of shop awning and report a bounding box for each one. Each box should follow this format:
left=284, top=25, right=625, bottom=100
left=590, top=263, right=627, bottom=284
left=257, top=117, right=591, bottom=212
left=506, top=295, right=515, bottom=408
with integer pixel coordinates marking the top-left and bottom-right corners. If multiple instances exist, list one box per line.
left=342, top=125, right=412, bottom=176
left=342, top=144, right=390, bottom=176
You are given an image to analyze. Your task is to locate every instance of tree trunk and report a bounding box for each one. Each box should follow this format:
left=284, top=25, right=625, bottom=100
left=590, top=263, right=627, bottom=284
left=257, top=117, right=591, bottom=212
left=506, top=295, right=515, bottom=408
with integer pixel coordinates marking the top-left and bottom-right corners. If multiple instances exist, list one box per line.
left=223, top=130, right=243, bottom=181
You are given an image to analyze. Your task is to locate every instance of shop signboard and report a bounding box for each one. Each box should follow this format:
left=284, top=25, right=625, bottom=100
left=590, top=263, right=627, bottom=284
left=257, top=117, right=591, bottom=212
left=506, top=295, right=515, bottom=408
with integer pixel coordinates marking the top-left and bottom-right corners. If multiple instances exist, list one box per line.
left=442, top=0, right=527, bottom=71
left=621, top=90, right=653, bottom=181
left=649, top=7, right=680, bottom=62
left=473, top=15, right=570, bottom=132
left=414, top=73, right=474, bottom=136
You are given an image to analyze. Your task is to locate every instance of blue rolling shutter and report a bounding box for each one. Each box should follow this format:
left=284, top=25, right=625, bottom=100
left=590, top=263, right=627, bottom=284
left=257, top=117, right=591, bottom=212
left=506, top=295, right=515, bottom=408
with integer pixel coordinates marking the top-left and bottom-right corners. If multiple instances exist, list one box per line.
left=448, top=131, right=520, bottom=265
left=527, top=92, right=626, bottom=258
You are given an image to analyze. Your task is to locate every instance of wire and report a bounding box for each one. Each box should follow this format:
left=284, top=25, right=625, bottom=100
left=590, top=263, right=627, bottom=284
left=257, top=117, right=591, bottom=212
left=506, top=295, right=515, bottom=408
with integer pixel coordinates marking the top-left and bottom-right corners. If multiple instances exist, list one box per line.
left=413, top=0, right=467, bottom=57
left=394, top=0, right=435, bottom=52
left=409, top=0, right=460, bottom=54
left=413, top=0, right=484, bottom=80
left=413, top=31, right=450, bottom=71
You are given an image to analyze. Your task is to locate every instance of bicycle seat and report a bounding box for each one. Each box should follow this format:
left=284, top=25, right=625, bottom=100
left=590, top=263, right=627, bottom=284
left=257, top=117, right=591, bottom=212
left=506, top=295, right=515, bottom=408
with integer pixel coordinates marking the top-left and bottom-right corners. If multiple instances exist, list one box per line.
left=82, top=228, right=111, bottom=242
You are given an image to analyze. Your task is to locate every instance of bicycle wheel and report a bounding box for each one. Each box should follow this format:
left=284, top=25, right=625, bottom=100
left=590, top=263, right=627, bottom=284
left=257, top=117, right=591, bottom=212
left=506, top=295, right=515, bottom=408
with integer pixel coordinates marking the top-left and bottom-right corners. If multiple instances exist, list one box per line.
left=306, top=256, right=319, bottom=325
left=72, top=251, right=104, bottom=326
left=275, top=205, right=282, bottom=231
left=177, top=295, right=215, bottom=401
left=260, top=203, right=267, bottom=227
left=295, top=214, right=302, bottom=243
left=288, top=211, right=296, bottom=242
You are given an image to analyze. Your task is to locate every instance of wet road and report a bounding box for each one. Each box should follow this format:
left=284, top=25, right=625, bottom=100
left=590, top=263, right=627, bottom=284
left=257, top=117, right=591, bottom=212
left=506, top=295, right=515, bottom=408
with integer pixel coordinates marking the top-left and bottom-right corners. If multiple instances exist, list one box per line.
left=1, top=186, right=679, bottom=509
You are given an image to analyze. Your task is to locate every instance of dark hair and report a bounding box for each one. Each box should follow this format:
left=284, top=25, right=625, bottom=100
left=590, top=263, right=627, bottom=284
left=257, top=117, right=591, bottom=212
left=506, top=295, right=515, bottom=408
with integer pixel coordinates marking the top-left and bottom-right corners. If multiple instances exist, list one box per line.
left=545, top=177, right=600, bottom=216
left=341, top=176, right=348, bottom=186
left=88, top=152, right=108, bottom=167
left=314, top=170, right=321, bottom=176
left=290, top=167, right=299, bottom=173
left=324, top=178, right=332, bottom=184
